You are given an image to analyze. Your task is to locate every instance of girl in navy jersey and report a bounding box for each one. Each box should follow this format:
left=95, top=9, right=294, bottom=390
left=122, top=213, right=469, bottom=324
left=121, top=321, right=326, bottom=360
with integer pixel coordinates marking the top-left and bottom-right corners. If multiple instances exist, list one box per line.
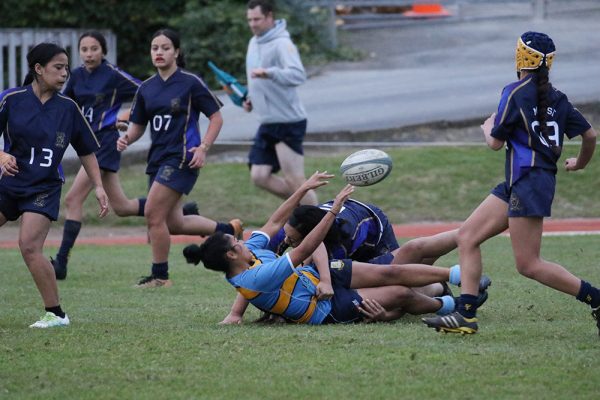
left=51, top=31, right=144, bottom=280
left=266, top=200, right=458, bottom=265
left=0, top=43, right=109, bottom=328
left=424, top=32, right=600, bottom=335
left=118, top=29, right=239, bottom=288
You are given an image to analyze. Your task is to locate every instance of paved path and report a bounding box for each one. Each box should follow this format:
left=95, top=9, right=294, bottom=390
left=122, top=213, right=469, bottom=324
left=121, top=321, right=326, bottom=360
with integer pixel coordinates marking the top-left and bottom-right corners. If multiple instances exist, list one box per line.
left=2, top=218, right=600, bottom=249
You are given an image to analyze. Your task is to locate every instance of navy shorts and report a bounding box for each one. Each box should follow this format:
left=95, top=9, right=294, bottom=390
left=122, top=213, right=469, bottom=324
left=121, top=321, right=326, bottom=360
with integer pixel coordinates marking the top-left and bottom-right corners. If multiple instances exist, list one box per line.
left=0, top=184, right=62, bottom=221
left=148, top=164, right=199, bottom=195
left=323, top=259, right=364, bottom=324
left=248, top=119, right=307, bottom=174
left=95, top=129, right=121, bottom=173
left=491, top=168, right=556, bottom=217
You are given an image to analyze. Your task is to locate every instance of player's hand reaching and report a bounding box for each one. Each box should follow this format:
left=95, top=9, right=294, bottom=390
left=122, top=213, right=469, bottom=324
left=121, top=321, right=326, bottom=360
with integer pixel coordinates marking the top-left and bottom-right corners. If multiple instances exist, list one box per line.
left=301, top=171, right=335, bottom=192
left=330, top=184, right=354, bottom=215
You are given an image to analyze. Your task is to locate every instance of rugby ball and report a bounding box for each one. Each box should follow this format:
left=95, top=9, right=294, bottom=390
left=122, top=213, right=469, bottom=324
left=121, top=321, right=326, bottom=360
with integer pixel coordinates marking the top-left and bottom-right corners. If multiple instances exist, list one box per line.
left=340, top=149, right=392, bottom=187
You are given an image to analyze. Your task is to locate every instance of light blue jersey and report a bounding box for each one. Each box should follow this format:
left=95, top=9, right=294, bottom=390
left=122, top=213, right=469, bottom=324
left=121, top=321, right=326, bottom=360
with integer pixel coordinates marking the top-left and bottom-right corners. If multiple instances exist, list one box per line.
left=227, top=231, right=332, bottom=324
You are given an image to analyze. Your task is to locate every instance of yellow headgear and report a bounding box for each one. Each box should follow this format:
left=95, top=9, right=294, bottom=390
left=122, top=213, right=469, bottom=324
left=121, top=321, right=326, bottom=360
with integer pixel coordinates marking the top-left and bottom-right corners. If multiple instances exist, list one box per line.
left=515, top=37, right=555, bottom=72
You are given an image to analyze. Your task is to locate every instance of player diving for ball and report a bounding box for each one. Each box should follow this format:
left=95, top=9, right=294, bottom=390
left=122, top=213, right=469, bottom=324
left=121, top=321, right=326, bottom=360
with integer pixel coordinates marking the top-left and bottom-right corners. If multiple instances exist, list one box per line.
left=184, top=172, right=489, bottom=325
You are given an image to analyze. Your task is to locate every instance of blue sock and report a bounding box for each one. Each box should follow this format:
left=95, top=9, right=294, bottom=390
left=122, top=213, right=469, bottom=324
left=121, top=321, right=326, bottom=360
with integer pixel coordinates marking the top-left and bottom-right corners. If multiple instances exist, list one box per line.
left=215, top=222, right=234, bottom=235
left=576, top=280, right=600, bottom=308
left=435, top=295, right=455, bottom=315
left=137, top=197, right=147, bottom=216
left=151, top=262, right=169, bottom=279
left=56, top=220, right=82, bottom=264
left=448, top=264, right=461, bottom=286
left=458, top=294, right=479, bottom=319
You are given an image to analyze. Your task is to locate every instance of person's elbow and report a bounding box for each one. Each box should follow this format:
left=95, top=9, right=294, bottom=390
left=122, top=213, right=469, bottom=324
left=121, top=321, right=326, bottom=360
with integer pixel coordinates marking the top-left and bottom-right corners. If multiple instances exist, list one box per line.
left=582, top=127, right=598, bottom=143
left=487, top=137, right=504, bottom=151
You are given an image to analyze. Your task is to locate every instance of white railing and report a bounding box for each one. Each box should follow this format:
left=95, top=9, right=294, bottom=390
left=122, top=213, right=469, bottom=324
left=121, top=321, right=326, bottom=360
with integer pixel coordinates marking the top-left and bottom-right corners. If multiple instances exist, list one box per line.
left=0, top=29, right=116, bottom=90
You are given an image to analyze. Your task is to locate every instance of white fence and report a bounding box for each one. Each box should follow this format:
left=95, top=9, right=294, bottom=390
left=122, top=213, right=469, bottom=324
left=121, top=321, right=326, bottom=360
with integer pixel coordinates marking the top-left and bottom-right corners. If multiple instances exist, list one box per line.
left=0, top=29, right=116, bottom=90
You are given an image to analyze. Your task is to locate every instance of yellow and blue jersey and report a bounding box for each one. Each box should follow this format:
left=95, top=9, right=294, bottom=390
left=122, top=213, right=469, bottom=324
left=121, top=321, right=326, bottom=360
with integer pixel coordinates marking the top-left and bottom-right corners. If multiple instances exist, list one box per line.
left=63, top=60, right=140, bottom=133
left=228, top=231, right=332, bottom=324
left=491, top=75, right=591, bottom=185
left=0, top=85, right=99, bottom=195
left=129, top=68, right=222, bottom=175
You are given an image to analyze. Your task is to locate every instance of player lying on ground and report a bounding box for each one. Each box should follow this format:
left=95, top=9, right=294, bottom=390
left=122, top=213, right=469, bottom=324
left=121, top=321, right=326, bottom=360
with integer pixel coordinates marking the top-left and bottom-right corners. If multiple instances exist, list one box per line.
left=187, top=172, right=486, bottom=324
left=183, top=197, right=489, bottom=323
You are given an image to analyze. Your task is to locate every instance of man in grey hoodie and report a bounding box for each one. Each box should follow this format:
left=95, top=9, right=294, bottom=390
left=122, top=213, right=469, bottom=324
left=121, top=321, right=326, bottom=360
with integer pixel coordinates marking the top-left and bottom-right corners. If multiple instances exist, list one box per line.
left=243, top=0, right=318, bottom=205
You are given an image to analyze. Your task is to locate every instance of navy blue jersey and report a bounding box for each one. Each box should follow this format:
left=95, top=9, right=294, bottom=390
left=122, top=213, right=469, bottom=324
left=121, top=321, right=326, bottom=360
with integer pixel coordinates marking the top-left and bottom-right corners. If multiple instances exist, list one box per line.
left=129, top=68, right=222, bottom=174
left=269, top=199, right=398, bottom=261
left=0, top=86, right=99, bottom=194
left=63, top=60, right=140, bottom=133
left=491, top=75, right=591, bottom=185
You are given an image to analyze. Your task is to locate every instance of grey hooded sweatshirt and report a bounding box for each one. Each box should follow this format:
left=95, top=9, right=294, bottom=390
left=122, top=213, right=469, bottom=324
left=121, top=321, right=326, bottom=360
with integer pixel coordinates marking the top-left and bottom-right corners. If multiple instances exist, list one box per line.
left=246, top=19, right=307, bottom=124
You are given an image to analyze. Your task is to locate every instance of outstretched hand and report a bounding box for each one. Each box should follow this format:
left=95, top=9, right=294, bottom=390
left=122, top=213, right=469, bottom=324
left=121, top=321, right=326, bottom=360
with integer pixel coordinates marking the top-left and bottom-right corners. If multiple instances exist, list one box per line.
left=330, top=184, right=354, bottom=214
left=301, top=171, right=335, bottom=192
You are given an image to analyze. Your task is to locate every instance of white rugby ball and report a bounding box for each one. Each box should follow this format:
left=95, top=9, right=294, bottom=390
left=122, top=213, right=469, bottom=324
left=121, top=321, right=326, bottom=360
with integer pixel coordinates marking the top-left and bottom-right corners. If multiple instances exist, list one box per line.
left=340, top=149, right=393, bottom=187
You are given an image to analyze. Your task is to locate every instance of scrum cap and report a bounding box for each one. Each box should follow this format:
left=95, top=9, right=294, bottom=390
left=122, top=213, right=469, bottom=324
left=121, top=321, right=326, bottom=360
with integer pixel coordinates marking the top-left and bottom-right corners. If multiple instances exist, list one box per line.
left=515, top=31, right=556, bottom=72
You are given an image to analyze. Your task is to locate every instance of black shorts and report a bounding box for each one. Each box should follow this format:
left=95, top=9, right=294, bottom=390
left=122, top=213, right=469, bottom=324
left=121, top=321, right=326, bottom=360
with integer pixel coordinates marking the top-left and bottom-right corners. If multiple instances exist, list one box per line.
left=248, top=119, right=307, bottom=174
left=323, top=259, right=364, bottom=324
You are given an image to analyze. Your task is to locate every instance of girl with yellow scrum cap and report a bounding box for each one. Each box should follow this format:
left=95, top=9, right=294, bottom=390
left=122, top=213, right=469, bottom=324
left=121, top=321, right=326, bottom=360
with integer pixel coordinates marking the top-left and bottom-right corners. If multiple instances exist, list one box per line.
left=423, top=31, right=600, bottom=336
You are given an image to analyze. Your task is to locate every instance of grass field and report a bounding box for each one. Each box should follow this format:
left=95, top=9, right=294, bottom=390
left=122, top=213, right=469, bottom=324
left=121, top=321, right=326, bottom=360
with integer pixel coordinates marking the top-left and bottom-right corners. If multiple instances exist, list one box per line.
left=2, top=237, right=599, bottom=399
left=2, top=145, right=600, bottom=399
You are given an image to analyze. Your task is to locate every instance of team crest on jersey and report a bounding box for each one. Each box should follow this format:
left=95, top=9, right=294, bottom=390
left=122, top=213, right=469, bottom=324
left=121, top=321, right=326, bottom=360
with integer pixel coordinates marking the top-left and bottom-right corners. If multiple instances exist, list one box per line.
left=94, top=93, right=105, bottom=106
left=170, top=98, right=182, bottom=114
left=159, top=166, right=175, bottom=181
left=329, top=260, right=345, bottom=270
left=509, top=192, right=522, bottom=212
left=55, top=131, right=67, bottom=149
left=33, top=193, right=49, bottom=207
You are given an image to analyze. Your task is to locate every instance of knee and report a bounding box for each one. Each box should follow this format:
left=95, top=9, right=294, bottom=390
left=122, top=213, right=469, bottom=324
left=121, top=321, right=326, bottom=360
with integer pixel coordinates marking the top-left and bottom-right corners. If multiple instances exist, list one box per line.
left=456, top=226, right=479, bottom=250
left=398, top=239, right=426, bottom=260
left=64, top=191, right=82, bottom=211
left=392, top=286, right=415, bottom=304
left=144, top=207, right=163, bottom=229
left=514, top=258, right=539, bottom=279
left=250, top=169, right=270, bottom=188
left=19, top=240, right=39, bottom=263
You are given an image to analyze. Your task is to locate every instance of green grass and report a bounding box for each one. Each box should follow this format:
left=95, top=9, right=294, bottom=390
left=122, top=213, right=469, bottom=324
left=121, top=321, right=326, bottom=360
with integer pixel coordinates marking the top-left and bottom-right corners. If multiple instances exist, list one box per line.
left=55, top=144, right=600, bottom=228
left=1, top=236, right=599, bottom=399
left=2, top=145, right=600, bottom=398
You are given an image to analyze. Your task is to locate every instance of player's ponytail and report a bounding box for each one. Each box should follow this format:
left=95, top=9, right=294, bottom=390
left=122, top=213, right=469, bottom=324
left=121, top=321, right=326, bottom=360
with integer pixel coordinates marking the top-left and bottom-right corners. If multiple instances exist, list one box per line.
left=184, top=232, right=232, bottom=273
left=534, top=64, right=560, bottom=154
